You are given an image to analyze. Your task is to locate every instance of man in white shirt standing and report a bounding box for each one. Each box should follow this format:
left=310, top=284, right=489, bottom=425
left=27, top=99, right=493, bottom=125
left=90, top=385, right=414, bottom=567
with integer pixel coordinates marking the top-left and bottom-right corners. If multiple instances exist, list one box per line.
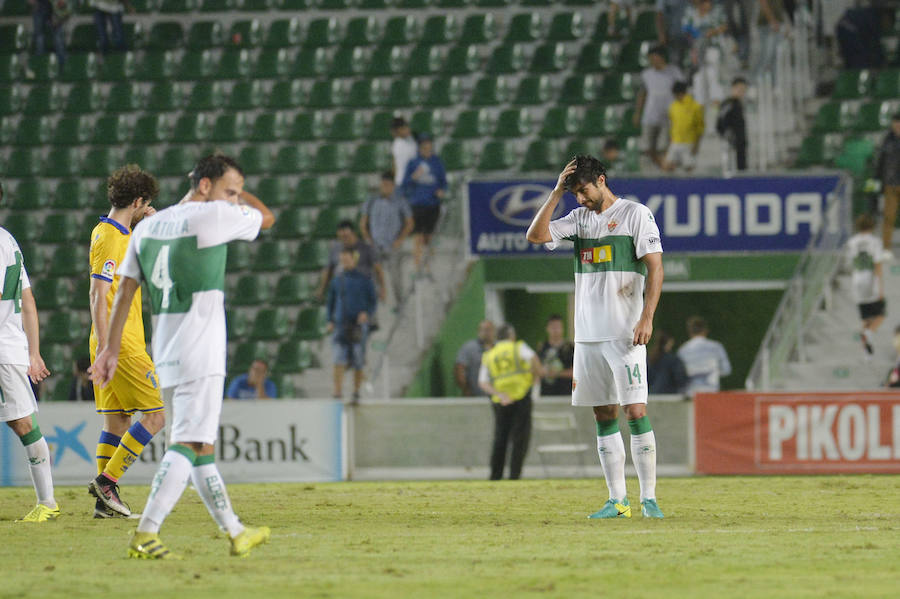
left=677, top=316, right=732, bottom=394
left=845, top=213, right=887, bottom=355
left=633, top=45, right=684, bottom=170
left=526, top=156, right=665, bottom=520
left=92, top=154, right=276, bottom=559
left=390, top=116, right=418, bottom=187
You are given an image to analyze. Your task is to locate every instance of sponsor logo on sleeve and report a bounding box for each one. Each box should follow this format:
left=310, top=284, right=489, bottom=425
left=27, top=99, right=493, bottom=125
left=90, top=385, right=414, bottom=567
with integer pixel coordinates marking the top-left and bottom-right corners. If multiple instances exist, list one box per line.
left=101, top=259, right=116, bottom=278
left=240, top=205, right=253, bottom=217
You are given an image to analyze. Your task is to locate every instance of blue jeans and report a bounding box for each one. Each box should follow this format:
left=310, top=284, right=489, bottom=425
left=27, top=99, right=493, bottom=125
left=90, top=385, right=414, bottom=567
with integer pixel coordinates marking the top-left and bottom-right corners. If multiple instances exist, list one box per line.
left=332, top=322, right=369, bottom=370
left=32, top=1, right=66, bottom=66
left=94, top=10, right=125, bottom=54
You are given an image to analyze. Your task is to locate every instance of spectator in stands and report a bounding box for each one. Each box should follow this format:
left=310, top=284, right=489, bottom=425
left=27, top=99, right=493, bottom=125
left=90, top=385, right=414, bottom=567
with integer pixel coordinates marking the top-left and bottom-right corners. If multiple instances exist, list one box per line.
left=874, top=113, right=900, bottom=249
left=663, top=80, right=704, bottom=172
left=633, top=45, right=685, bottom=170
left=401, top=133, right=447, bottom=275
left=315, top=220, right=385, bottom=304
left=607, top=1, right=631, bottom=38
left=29, top=0, right=69, bottom=68
left=846, top=214, right=887, bottom=356
left=753, top=0, right=788, bottom=81
left=647, top=331, right=687, bottom=395
left=724, top=0, right=752, bottom=69
left=226, top=359, right=277, bottom=400
left=716, top=77, right=749, bottom=172
left=682, top=0, right=729, bottom=107
left=326, top=248, right=377, bottom=403
left=602, top=139, right=622, bottom=171
left=537, top=314, right=574, bottom=397
left=655, top=0, right=691, bottom=68
left=835, top=4, right=886, bottom=69
left=68, top=356, right=95, bottom=402
left=455, top=320, right=495, bottom=397
left=677, top=316, right=732, bottom=395
left=479, top=324, right=542, bottom=481
left=390, top=117, right=418, bottom=188
left=91, top=0, right=131, bottom=57
left=360, top=171, right=414, bottom=309
left=884, top=325, right=900, bottom=387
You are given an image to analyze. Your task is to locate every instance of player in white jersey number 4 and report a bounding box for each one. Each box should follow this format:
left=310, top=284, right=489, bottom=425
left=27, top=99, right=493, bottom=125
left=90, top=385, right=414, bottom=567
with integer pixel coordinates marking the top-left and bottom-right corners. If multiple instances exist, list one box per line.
left=91, top=155, right=276, bottom=558
left=526, top=156, right=665, bottom=519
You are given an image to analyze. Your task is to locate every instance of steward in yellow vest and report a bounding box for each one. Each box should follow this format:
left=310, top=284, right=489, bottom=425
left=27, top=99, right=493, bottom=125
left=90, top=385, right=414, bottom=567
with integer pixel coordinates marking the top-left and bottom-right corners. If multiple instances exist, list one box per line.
left=482, top=340, right=534, bottom=404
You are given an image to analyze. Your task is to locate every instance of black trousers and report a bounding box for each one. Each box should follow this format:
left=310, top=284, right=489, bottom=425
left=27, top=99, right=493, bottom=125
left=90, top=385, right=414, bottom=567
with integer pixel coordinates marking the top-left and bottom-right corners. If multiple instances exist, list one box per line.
left=489, top=394, right=532, bottom=480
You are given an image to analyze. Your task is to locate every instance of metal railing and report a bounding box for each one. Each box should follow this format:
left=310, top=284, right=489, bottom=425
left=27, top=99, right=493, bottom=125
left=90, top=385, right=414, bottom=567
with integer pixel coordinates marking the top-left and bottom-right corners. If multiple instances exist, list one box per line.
left=745, top=174, right=852, bottom=390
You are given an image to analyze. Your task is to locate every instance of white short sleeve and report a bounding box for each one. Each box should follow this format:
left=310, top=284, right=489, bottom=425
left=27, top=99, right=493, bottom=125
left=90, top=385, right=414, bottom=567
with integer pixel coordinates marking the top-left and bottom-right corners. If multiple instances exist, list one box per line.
left=547, top=210, right=579, bottom=250
left=518, top=342, right=536, bottom=362
left=631, top=204, right=663, bottom=258
left=20, top=266, right=30, bottom=290
left=478, top=364, right=490, bottom=385
left=212, top=201, right=263, bottom=244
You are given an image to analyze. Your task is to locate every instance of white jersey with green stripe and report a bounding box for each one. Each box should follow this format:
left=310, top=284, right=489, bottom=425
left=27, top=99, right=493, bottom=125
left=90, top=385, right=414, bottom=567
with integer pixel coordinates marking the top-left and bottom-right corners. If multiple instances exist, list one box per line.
left=0, top=228, right=31, bottom=366
left=547, top=198, right=662, bottom=343
left=118, top=200, right=263, bottom=387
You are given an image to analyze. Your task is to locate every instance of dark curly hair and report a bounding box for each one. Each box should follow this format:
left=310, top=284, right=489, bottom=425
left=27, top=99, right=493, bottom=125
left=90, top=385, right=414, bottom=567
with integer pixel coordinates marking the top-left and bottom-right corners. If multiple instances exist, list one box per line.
left=189, top=154, right=243, bottom=190
left=563, top=155, right=607, bottom=192
left=107, top=164, right=159, bottom=209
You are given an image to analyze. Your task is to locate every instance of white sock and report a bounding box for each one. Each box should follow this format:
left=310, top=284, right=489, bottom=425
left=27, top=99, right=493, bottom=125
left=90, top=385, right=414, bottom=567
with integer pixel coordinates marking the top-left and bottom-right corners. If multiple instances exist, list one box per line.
left=191, top=462, right=245, bottom=538
left=630, top=431, right=657, bottom=501
left=24, top=437, right=55, bottom=508
left=137, top=448, right=193, bottom=534
left=597, top=432, right=627, bottom=501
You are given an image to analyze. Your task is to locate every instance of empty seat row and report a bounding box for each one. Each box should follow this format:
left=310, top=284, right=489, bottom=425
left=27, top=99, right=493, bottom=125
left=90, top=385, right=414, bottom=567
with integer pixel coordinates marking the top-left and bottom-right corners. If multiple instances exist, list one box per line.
left=832, top=68, right=900, bottom=100
left=812, top=99, right=900, bottom=134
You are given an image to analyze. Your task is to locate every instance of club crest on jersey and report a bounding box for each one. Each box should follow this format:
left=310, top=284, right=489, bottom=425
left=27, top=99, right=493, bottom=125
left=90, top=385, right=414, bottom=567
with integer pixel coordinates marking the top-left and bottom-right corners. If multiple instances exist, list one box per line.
left=607, top=220, right=618, bottom=232
left=101, top=259, right=116, bottom=278
left=580, top=245, right=612, bottom=264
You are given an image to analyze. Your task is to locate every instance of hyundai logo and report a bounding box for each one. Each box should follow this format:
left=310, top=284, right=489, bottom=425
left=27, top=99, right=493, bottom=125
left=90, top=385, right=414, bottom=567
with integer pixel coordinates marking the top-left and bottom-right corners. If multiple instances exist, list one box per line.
left=489, top=185, right=565, bottom=227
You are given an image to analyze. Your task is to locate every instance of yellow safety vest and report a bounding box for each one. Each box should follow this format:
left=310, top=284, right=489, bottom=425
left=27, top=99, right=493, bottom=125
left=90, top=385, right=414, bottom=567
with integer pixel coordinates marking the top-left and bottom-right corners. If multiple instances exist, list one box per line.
left=482, top=340, right=533, bottom=404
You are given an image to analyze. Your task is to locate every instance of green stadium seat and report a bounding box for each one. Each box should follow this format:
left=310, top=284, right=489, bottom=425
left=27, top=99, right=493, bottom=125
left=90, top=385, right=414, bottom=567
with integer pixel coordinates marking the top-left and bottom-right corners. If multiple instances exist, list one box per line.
left=239, top=146, right=274, bottom=175
left=43, top=311, right=85, bottom=344
left=487, top=44, right=526, bottom=74
left=254, top=48, right=292, bottom=79
left=443, top=45, right=480, bottom=75
left=229, top=80, right=265, bottom=110
left=251, top=241, right=294, bottom=271
left=346, top=79, right=387, bottom=108
left=41, top=344, right=72, bottom=379
left=547, top=12, right=583, bottom=41
left=173, top=113, right=209, bottom=143
left=630, top=9, right=658, bottom=41
left=0, top=24, right=27, bottom=51
left=530, top=43, right=568, bottom=72
left=248, top=111, right=287, bottom=141
left=451, top=109, right=492, bottom=139
left=316, top=0, right=354, bottom=8
left=175, top=49, right=216, bottom=80
left=199, top=0, right=234, bottom=11
left=277, top=0, right=310, bottom=8
left=440, top=140, right=475, bottom=171
left=89, top=115, right=131, bottom=146
left=24, top=83, right=63, bottom=115
left=225, top=307, right=249, bottom=339
left=435, top=0, right=468, bottom=6
left=216, top=48, right=252, bottom=79
left=312, top=206, right=341, bottom=238
left=330, top=47, right=369, bottom=78
left=0, top=115, right=13, bottom=145
left=159, top=0, right=196, bottom=10
left=47, top=245, right=89, bottom=277
left=186, top=82, right=226, bottom=111
left=39, top=213, right=81, bottom=244
left=470, top=77, right=509, bottom=106
left=618, top=39, right=652, bottom=72
left=871, top=69, right=900, bottom=99
left=287, top=111, right=326, bottom=140
left=350, top=143, right=390, bottom=173
left=342, top=16, right=380, bottom=46
left=304, top=18, right=341, bottom=48
left=832, top=69, right=872, bottom=100
left=494, top=108, right=531, bottom=138
left=310, top=144, right=350, bottom=173
left=295, top=178, right=330, bottom=206
left=406, top=45, right=444, bottom=76
left=60, top=53, right=99, bottom=81
left=459, top=14, right=496, bottom=44
left=812, top=101, right=851, bottom=134
left=13, top=116, right=51, bottom=146
left=133, top=114, right=173, bottom=144
left=230, top=274, right=270, bottom=306
left=333, top=175, right=370, bottom=205
left=505, top=13, right=542, bottom=42
left=422, top=15, right=458, bottom=44
left=71, top=274, right=91, bottom=311
left=254, top=177, right=292, bottom=207
left=272, top=340, right=313, bottom=373
left=854, top=101, right=896, bottom=132
left=123, top=22, right=148, bottom=49
left=230, top=341, right=267, bottom=373
left=130, top=0, right=159, bottom=11
left=38, top=149, right=78, bottom=182
left=99, top=52, right=138, bottom=81
left=424, top=77, right=463, bottom=106
left=294, top=306, right=329, bottom=340
left=308, top=80, right=344, bottom=108
left=70, top=23, right=98, bottom=52
left=5, top=213, right=41, bottom=242
left=366, top=111, right=393, bottom=141
left=294, top=240, right=331, bottom=271
left=478, top=141, right=515, bottom=171
left=411, top=109, right=444, bottom=137
left=148, top=22, right=184, bottom=50
left=358, top=0, right=394, bottom=7
left=146, top=82, right=184, bottom=112
left=0, top=54, right=20, bottom=82
left=794, top=133, right=844, bottom=167
left=4, top=149, right=42, bottom=178
left=396, top=0, right=430, bottom=7
left=80, top=147, right=120, bottom=178
left=272, top=146, right=312, bottom=174
left=327, top=111, right=367, bottom=141
left=211, top=113, right=250, bottom=143
left=267, top=80, right=303, bottom=109
left=18, top=243, right=46, bottom=274
left=272, top=207, right=315, bottom=238
left=385, top=79, right=424, bottom=107
left=64, top=82, right=103, bottom=114
left=229, top=20, right=262, bottom=47
left=105, top=82, right=143, bottom=113
left=138, top=50, right=177, bottom=80
left=604, top=104, right=640, bottom=137
left=576, top=43, right=606, bottom=72
left=290, top=47, right=331, bottom=79
left=368, top=46, right=405, bottom=77
left=563, top=138, right=603, bottom=159
left=599, top=72, right=639, bottom=102
left=121, top=147, right=159, bottom=175
left=265, top=18, right=302, bottom=47
left=238, top=0, right=271, bottom=9
left=834, top=137, right=876, bottom=178
left=158, top=146, right=195, bottom=177
left=582, top=107, right=609, bottom=137
left=559, top=74, right=599, bottom=105
left=51, top=115, right=92, bottom=146
left=7, top=180, right=50, bottom=210
left=513, top=75, right=553, bottom=105
left=382, top=16, right=421, bottom=46
left=0, top=86, right=23, bottom=115
left=26, top=55, right=58, bottom=81
left=226, top=241, right=253, bottom=272
left=521, top=140, right=559, bottom=171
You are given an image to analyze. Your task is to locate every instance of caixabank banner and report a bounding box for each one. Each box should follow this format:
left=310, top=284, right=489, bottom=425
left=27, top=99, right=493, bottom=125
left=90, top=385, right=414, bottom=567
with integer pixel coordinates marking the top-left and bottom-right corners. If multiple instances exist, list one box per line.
left=466, top=175, right=844, bottom=256
left=694, top=392, right=900, bottom=474
left=0, top=400, right=344, bottom=486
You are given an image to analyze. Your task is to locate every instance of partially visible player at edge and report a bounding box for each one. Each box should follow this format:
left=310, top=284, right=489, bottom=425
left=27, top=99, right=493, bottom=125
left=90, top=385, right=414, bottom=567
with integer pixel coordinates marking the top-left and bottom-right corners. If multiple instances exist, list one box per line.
left=526, top=156, right=665, bottom=519
left=87, top=164, right=164, bottom=519
left=0, top=181, right=57, bottom=522
left=91, top=154, right=275, bottom=559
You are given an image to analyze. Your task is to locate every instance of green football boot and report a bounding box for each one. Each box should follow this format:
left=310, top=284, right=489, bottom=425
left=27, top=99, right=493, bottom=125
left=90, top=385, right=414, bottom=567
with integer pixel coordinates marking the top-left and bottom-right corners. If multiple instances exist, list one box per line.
left=588, top=498, right=631, bottom=519
left=640, top=499, right=665, bottom=519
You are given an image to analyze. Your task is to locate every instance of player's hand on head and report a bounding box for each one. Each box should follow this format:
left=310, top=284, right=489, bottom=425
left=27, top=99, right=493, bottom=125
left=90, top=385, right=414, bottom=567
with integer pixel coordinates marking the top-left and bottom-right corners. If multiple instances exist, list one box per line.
left=555, top=159, right=577, bottom=193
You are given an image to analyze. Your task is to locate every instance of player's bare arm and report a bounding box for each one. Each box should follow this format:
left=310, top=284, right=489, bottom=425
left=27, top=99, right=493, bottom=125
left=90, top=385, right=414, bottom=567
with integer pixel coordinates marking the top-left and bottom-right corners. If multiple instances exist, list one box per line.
left=240, top=191, right=275, bottom=230
left=21, top=288, right=49, bottom=384
left=633, top=252, right=664, bottom=346
left=91, top=276, right=140, bottom=386
left=88, top=277, right=112, bottom=353
left=526, top=159, right=576, bottom=244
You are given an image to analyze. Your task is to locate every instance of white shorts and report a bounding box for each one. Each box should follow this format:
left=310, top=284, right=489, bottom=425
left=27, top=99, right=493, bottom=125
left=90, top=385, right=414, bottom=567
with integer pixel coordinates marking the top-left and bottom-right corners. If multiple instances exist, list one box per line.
left=164, top=375, right=225, bottom=445
left=665, top=143, right=695, bottom=169
left=0, top=364, right=38, bottom=422
left=571, top=340, right=648, bottom=407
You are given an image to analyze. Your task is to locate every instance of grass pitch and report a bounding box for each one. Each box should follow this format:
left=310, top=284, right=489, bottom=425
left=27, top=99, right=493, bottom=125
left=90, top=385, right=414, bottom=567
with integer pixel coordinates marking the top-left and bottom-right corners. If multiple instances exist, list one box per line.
left=1, top=476, right=898, bottom=599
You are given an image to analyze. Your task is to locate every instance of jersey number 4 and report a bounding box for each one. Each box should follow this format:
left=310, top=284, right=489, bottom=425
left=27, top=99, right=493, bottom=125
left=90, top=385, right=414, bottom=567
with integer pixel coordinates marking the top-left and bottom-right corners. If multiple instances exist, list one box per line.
left=150, top=244, right=174, bottom=310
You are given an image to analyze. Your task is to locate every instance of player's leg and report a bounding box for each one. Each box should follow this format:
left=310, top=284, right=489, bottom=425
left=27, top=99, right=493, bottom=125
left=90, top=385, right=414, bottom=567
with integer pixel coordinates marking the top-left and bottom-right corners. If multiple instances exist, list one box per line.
left=332, top=338, right=348, bottom=398
left=507, top=395, right=533, bottom=480
left=489, top=402, right=514, bottom=480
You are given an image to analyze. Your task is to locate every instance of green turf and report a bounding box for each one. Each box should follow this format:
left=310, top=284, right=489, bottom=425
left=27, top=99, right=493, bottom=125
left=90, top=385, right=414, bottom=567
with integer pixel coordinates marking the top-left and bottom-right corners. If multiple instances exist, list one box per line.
left=1, top=476, right=898, bottom=598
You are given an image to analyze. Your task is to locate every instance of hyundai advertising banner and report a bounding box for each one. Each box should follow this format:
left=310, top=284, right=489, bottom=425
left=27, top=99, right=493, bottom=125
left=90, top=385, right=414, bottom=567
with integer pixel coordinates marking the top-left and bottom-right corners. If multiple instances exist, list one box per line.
left=467, top=176, right=844, bottom=256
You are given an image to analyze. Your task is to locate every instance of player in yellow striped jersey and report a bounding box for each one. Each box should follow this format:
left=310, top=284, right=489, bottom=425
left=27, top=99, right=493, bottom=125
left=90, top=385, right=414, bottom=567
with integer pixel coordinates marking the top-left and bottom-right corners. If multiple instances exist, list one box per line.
left=87, top=165, right=165, bottom=519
